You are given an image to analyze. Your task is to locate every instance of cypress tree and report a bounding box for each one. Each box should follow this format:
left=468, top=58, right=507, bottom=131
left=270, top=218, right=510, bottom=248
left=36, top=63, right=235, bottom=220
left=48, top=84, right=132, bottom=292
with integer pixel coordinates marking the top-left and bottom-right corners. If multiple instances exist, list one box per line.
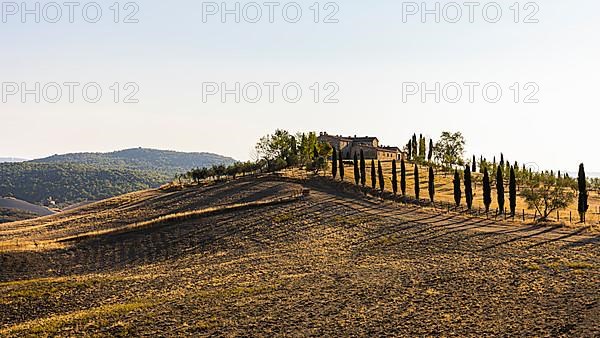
left=359, top=149, right=366, bottom=187
left=464, top=166, right=473, bottom=210
left=453, top=170, right=461, bottom=207
left=497, top=166, right=505, bottom=214
left=353, top=153, right=360, bottom=185
left=578, top=163, right=589, bottom=223
left=414, top=164, right=420, bottom=200
left=378, top=161, right=385, bottom=192
left=371, top=160, right=376, bottom=189
left=472, top=155, right=477, bottom=173
left=392, top=159, right=398, bottom=195
left=331, top=148, right=338, bottom=179
left=428, top=139, right=434, bottom=162
left=483, top=167, right=492, bottom=213
left=407, top=141, right=412, bottom=161
left=412, top=134, right=418, bottom=160
left=428, top=166, right=435, bottom=203
left=419, top=134, right=426, bottom=159
left=500, top=153, right=504, bottom=168
left=338, top=149, right=344, bottom=181
left=509, top=166, right=517, bottom=216
left=400, top=159, right=407, bottom=196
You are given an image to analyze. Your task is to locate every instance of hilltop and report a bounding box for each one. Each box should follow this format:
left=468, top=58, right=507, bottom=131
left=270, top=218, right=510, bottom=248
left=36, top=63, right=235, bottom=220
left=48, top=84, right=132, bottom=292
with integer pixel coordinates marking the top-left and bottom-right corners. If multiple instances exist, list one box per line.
left=33, top=148, right=235, bottom=175
left=0, top=149, right=235, bottom=207
left=0, top=158, right=27, bottom=163
left=0, top=172, right=598, bottom=336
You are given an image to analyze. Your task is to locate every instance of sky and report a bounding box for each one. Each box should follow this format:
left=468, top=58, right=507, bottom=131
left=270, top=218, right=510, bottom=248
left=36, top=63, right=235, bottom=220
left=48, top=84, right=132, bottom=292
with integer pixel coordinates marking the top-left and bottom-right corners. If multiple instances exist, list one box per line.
left=1, top=0, right=599, bottom=174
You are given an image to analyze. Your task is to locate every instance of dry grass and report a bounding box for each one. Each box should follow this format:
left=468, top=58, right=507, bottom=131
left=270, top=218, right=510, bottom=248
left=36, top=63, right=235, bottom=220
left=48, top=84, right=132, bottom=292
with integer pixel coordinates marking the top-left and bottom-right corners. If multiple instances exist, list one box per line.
left=0, top=174, right=598, bottom=336
left=0, top=301, right=153, bottom=336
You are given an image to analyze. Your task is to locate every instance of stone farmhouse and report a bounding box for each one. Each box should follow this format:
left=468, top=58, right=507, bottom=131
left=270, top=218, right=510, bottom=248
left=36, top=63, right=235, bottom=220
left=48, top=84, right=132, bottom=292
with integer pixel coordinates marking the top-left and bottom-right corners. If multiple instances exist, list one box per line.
left=318, top=132, right=405, bottom=161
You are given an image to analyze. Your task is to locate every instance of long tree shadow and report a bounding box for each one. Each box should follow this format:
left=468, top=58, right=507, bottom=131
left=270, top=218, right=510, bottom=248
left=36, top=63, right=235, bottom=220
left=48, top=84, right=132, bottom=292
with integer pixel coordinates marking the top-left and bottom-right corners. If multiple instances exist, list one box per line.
left=477, top=225, right=563, bottom=252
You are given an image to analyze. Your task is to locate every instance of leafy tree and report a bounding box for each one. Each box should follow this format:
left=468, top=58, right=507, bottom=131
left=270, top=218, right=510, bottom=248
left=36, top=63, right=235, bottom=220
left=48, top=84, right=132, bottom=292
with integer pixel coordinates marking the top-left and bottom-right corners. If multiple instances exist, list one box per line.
left=414, top=164, right=420, bottom=200
left=482, top=167, right=492, bottom=213
left=353, top=153, right=360, bottom=185
left=338, top=149, right=344, bottom=181
left=255, top=129, right=299, bottom=170
left=297, top=132, right=319, bottom=165
left=433, top=132, right=465, bottom=169
left=378, top=161, right=385, bottom=192
left=497, top=166, right=505, bottom=214
left=360, top=150, right=366, bottom=187
left=331, top=148, right=338, bottom=179
left=400, top=159, right=407, bottom=196
left=428, top=166, right=435, bottom=203
left=578, top=163, right=589, bottom=223
left=371, top=160, right=376, bottom=189
left=464, top=166, right=473, bottom=210
left=509, top=166, right=517, bottom=216
left=392, top=159, right=398, bottom=195
left=521, top=173, right=575, bottom=222
left=472, top=155, right=477, bottom=172
left=453, top=170, right=461, bottom=207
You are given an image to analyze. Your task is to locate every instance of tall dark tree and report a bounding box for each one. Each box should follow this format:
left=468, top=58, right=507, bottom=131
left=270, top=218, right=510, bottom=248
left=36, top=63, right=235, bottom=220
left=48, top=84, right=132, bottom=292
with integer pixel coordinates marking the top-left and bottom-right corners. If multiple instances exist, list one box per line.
left=400, top=159, right=407, bottom=196
left=500, top=153, right=504, bottom=168
left=338, top=149, right=344, bottom=181
left=331, top=148, right=338, bottom=179
left=359, top=150, right=366, bottom=187
left=496, top=166, right=505, bottom=214
left=482, top=168, right=492, bottom=213
left=378, top=161, right=385, bottom=192
left=371, top=160, right=376, bottom=189
left=453, top=170, right=461, bottom=207
left=578, top=163, right=589, bottom=223
left=414, top=164, right=420, bottom=200
left=418, top=134, right=426, bottom=160
left=412, top=134, right=418, bottom=160
left=407, top=141, right=412, bottom=161
left=428, top=139, right=434, bottom=162
left=428, top=166, right=435, bottom=203
left=464, top=166, right=473, bottom=210
left=392, top=159, right=398, bottom=195
left=472, top=155, right=477, bottom=172
left=353, top=153, right=360, bottom=185
left=509, top=166, right=517, bottom=216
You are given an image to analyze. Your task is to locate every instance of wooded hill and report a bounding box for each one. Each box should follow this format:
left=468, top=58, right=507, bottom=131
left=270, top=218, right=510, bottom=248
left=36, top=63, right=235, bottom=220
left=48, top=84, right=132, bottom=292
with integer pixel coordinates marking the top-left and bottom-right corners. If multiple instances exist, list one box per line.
left=0, top=148, right=235, bottom=207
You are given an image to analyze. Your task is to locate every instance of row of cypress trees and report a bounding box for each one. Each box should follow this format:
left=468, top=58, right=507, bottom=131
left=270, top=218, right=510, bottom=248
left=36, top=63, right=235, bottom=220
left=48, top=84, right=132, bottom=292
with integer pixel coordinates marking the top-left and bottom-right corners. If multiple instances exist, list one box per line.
left=333, top=150, right=522, bottom=215
left=331, top=149, right=434, bottom=203
left=331, top=148, right=590, bottom=222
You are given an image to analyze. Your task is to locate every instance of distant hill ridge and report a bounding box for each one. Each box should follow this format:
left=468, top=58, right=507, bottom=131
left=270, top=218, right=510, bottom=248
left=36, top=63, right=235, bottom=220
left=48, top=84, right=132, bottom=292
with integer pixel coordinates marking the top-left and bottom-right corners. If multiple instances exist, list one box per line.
left=0, top=158, right=27, bottom=163
left=0, top=148, right=236, bottom=207
left=33, top=148, right=235, bottom=174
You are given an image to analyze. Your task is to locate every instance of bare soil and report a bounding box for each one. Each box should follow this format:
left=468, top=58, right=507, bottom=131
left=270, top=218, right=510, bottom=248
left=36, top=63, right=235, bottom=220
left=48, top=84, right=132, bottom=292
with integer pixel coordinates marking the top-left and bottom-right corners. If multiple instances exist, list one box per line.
left=0, top=174, right=598, bottom=337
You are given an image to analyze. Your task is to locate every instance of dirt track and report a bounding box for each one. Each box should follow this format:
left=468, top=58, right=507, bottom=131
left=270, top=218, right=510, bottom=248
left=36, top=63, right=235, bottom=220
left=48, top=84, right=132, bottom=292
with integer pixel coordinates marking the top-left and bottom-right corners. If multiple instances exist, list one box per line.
left=0, top=175, right=598, bottom=336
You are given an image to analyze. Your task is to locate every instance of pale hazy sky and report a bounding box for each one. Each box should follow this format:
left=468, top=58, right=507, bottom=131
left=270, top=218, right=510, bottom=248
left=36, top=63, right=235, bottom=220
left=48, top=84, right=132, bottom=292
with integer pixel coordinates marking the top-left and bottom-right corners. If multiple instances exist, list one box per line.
left=1, top=0, right=599, bottom=173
